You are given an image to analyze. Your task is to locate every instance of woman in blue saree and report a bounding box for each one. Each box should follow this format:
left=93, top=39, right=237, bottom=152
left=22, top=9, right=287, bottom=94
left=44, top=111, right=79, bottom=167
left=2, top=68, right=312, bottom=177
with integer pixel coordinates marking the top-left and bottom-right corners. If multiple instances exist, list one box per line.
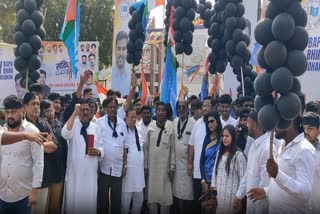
left=200, top=111, right=222, bottom=193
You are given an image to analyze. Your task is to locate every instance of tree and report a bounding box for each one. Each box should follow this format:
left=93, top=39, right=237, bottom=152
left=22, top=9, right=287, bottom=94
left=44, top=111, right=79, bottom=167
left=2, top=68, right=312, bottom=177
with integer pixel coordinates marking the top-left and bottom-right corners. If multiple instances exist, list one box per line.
left=0, top=0, right=15, bottom=44
left=0, top=0, right=114, bottom=68
left=43, top=0, right=114, bottom=68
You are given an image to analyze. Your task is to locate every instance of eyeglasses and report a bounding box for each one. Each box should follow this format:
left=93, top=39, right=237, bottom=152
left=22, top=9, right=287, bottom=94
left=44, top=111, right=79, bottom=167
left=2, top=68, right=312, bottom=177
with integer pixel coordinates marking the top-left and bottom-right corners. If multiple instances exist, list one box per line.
left=208, top=120, right=216, bottom=124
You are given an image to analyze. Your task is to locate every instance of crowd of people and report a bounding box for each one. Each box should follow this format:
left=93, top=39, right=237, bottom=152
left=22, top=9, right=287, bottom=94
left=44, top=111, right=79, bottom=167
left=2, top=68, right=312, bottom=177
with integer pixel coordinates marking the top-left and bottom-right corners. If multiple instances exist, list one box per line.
left=0, top=72, right=319, bottom=214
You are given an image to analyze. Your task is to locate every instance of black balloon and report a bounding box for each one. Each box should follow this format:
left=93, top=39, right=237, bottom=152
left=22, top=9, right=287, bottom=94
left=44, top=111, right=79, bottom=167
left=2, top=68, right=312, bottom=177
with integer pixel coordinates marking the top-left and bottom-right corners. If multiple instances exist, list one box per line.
left=264, top=40, right=287, bottom=69
left=224, top=2, right=237, bottom=17
left=28, top=34, right=42, bottom=50
left=211, top=39, right=221, bottom=52
left=129, top=30, right=138, bottom=41
left=128, top=19, right=135, bottom=30
left=237, top=17, right=247, bottom=30
left=277, top=92, right=301, bottom=120
left=272, top=13, right=295, bottom=42
left=30, top=70, right=41, bottom=82
left=254, top=72, right=273, bottom=96
left=182, top=0, right=193, bottom=8
left=232, top=28, right=243, bottom=43
left=24, top=0, right=37, bottom=13
left=226, top=40, right=236, bottom=56
left=258, top=104, right=280, bottom=131
left=183, top=30, right=193, bottom=44
left=17, top=9, right=30, bottom=24
left=277, top=118, right=293, bottom=129
left=287, top=26, right=309, bottom=50
left=184, top=44, right=193, bottom=55
left=254, top=18, right=273, bottom=46
left=226, top=17, right=237, bottom=30
left=174, top=31, right=183, bottom=43
left=126, top=53, right=134, bottom=64
left=175, top=6, right=186, bottom=19
left=235, top=41, right=247, bottom=56
left=231, top=55, right=243, bottom=68
left=31, top=10, right=44, bottom=26
left=14, top=31, right=26, bottom=45
left=286, top=50, right=307, bottom=77
left=126, top=40, right=135, bottom=52
left=186, top=8, right=196, bottom=20
left=197, top=4, right=206, bottom=14
left=235, top=3, right=245, bottom=17
left=134, top=38, right=144, bottom=51
left=257, top=47, right=269, bottom=69
left=22, top=19, right=36, bottom=36
left=265, top=2, right=281, bottom=20
left=271, top=67, right=293, bottom=94
left=14, top=56, right=27, bottom=71
left=175, top=42, right=184, bottom=54
left=19, top=42, right=33, bottom=59
left=291, top=77, right=301, bottom=93
left=179, top=17, right=191, bottom=31
left=287, top=1, right=307, bottom=27
left=28, top=54, right=41, bottom=71
left=216, top=60, right=227, bottom=73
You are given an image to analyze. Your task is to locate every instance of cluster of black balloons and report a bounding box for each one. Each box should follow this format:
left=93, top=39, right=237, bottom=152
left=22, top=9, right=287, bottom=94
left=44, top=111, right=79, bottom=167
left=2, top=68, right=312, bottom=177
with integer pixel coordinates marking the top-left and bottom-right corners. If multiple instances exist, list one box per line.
left=234, top=65, right=257, bottom=98
left=254, top=0, right=308, bottom=131
left=197, top=0, right=212, bottom=29
left=163, top=0, right=173, bottom=47
left=126, top=5, right=146, bottom=66
left=172, top=0, right=197, bottom=55
left=13, top=0, right=45, bottom=89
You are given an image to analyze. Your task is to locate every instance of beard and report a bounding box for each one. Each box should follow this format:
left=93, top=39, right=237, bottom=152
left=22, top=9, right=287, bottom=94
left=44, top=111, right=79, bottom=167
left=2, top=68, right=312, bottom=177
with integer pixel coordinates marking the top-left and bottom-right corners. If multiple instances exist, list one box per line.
left=7, top=118, right=22, bottom=129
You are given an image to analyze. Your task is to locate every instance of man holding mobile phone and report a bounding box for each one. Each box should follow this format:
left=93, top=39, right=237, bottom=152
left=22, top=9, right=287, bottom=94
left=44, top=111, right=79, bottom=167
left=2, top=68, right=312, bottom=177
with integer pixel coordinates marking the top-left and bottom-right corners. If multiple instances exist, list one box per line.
left=62, top=100, right=104, bottom=213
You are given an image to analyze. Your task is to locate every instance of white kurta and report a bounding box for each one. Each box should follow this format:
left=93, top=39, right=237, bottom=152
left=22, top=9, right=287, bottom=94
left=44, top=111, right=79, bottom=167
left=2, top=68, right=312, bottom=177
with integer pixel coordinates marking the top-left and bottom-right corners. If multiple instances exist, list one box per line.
left=172, top=117, right=195, bottom=200
left=122, top=128, right=145, bottom=193
left=189, top=117, right=206, bottom=179
left=61, top=120, right=103, bottom=214
left=145, top=120, right=175, bottom=206
left=311, top=144, right=320, bottom=214
left=236, top=132, right=278, bottom=214
left=211, top=151, right=247, bottom=214
left=265, top=133, right=316, bottom=214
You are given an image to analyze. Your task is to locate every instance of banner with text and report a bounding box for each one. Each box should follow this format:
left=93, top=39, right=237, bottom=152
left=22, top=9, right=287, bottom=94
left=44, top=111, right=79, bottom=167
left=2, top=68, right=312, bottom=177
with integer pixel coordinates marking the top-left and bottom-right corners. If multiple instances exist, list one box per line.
left=0, top=41, right=99, bottom=101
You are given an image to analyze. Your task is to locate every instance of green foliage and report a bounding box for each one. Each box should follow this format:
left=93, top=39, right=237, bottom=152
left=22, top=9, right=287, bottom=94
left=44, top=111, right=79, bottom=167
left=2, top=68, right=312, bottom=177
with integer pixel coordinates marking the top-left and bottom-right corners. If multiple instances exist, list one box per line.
left=0, top=1, right=16, bottom=44
left=0, top=0, right=114, bottom=68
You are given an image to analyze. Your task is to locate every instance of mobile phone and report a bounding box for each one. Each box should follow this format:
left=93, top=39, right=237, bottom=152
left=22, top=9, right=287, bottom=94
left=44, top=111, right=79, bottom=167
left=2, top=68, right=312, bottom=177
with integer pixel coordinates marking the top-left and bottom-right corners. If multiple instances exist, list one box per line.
left=86, top=135, right=94, bottom=154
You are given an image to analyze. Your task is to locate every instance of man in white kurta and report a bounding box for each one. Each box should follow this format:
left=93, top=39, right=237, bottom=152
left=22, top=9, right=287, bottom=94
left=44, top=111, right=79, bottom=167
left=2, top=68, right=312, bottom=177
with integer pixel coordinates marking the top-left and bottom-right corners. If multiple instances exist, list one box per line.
left=188, top=97, right=214, bottom=212
left=248, top=118, right=316, bottom=214
left=172, top=100, right=195, bottom=213
left=62, top=102, right=104, bottom=214
left=121, top=108, right=145, bottom=214
left=145, top=102, right=175, bottom=214
left=235, top=110, right=277, bottom=213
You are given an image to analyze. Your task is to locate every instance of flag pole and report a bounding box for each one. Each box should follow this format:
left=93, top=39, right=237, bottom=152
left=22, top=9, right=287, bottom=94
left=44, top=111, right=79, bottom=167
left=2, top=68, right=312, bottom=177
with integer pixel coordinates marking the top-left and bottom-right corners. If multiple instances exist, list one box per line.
left=241, top=66, right=245, bottom=97
left=26, top=67, right=29, bottom=91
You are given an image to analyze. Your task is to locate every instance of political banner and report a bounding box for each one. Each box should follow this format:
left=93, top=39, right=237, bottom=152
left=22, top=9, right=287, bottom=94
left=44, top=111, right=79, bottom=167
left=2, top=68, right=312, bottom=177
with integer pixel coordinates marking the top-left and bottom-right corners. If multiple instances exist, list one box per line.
left=0, top=43, right=21, bottom=104
left=0, top=41, right=99, bottom=101
left=40, top=41, right=99, bottom=96
left=111, top=0, right=135, bottom=97
left=299, top=0, right=320, bottom=101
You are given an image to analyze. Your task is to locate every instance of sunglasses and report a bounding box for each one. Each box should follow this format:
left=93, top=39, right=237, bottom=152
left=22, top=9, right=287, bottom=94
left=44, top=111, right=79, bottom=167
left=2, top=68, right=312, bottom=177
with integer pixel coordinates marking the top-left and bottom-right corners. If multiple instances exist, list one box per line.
left=208, top=119, right=216, bottom=124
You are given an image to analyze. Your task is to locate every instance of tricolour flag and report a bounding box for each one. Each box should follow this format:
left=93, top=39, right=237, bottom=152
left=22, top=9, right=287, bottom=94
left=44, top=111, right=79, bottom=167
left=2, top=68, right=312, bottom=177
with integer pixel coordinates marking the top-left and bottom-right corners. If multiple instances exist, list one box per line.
left=95, top=81, right=108, bottom=105
left=140, top=64, right=151, bottom=105
left=60, top=0, right=80, bottom=79
left=185, top=65, right=201, bottom=83
left=160, top=4, right=177, bottom=117
left=200, top=70, right=208, bottom=100
left=133, top=0, right=148, bottom=35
